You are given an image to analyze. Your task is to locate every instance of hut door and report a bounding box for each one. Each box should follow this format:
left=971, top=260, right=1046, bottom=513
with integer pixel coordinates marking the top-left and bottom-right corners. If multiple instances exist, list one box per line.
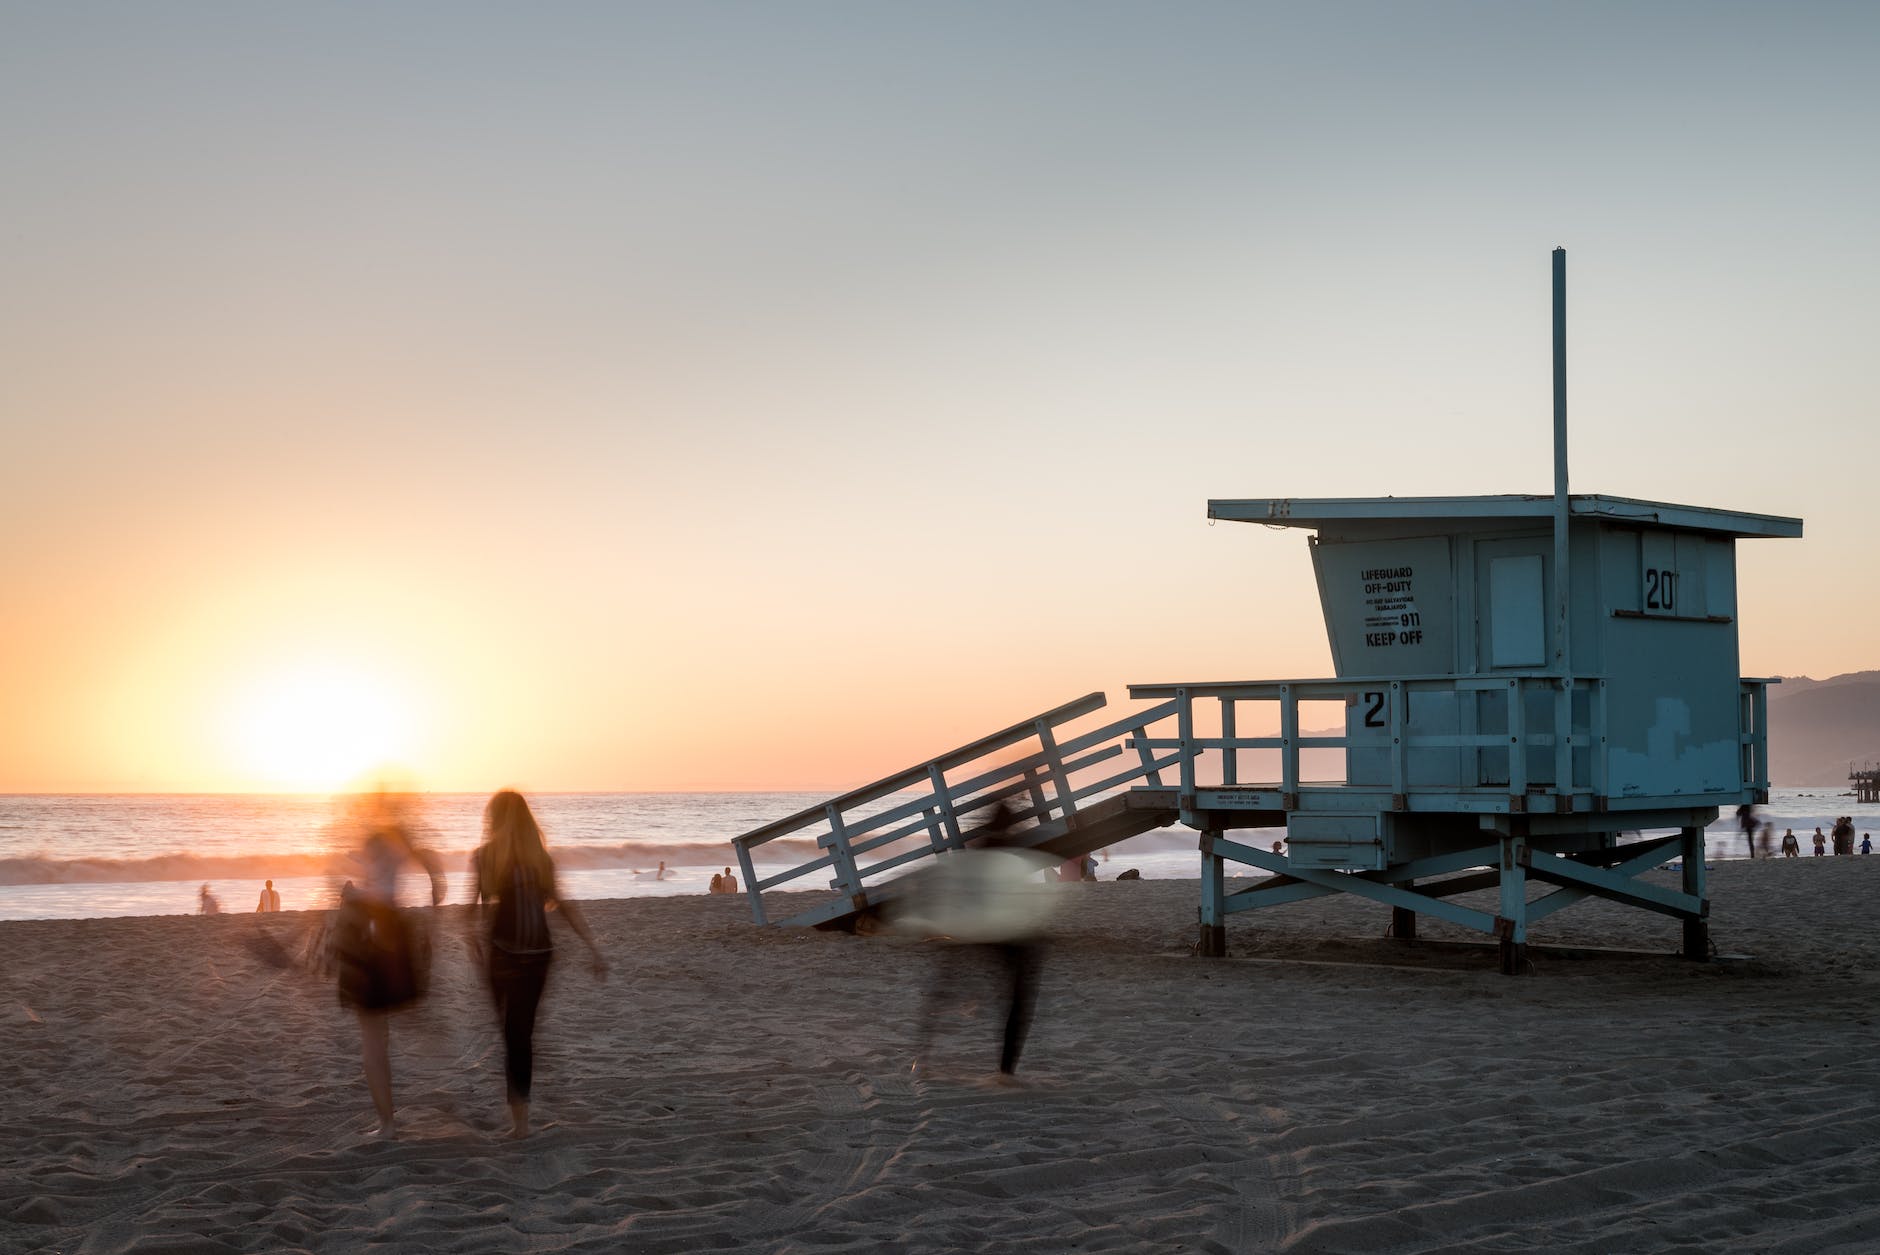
left=1474, top=541, right=1549, bottom=786
left=1484, top=553, right=1545, bottom=669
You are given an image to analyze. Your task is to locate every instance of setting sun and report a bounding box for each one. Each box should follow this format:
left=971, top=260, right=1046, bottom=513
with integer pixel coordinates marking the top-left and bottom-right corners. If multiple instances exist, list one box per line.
left=223, top=662, right=418, bottom=792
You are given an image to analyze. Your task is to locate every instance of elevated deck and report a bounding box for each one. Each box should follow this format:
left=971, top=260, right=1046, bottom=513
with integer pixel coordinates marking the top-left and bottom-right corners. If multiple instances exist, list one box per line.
left=731, top=675, right=1774, bottom=952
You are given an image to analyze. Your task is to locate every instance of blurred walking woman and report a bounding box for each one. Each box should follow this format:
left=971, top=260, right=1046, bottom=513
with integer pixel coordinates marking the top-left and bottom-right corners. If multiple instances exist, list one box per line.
left=333, top=794, right=447, bottom=1139
left=470, top=790, right=607, bottom=1138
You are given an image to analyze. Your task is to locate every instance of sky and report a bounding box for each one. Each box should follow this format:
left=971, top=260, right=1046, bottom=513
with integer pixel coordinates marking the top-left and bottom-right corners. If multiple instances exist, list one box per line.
left=2, top=2, right=1875, bottom=793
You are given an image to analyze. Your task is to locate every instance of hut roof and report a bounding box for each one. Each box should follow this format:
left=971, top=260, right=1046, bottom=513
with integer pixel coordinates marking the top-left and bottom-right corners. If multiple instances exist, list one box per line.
left=1207, top=494, right=1802, bottom=539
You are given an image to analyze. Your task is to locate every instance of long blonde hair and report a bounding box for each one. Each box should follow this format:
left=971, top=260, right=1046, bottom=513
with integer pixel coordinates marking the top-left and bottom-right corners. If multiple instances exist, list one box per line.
left=479, top=790, right=557, bottom=900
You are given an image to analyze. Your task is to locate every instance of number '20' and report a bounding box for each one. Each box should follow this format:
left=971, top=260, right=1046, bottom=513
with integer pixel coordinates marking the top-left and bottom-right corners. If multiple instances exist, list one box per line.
left=1645, top=567, right=1678, bottom=611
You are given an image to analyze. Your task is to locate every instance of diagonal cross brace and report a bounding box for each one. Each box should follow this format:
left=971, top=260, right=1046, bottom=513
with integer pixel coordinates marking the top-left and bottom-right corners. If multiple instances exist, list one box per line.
left=1526, top=836, right=1682, bottom=922
left=1522, top=842, right=1703, bottom=920
left=1223, top=842, right=1513, bottom=912
left=1208, top=834, right=1500, bottom=935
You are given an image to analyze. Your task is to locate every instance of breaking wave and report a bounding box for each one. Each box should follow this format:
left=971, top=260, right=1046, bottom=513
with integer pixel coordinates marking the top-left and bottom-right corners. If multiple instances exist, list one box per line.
left=0, top=825, right=1211, bottom=887
left=0, top=838, right=824, bottom=887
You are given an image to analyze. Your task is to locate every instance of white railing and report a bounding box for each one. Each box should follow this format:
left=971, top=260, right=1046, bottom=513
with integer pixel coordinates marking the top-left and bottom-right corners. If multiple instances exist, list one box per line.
left=1740, top=678, right=1773, bottom=796
left=731, top=675, right=1778, bottom=925
left=729, top=693, right=1182, bottom=925
left=1127, top=674, right=1608, bottom=808
left=1129, top=673, right=1776, bottom=809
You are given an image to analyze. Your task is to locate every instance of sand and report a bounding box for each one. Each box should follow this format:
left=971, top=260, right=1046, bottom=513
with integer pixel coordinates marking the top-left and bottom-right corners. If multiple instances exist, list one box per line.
left=5, top=857, right=1880, bottom=1254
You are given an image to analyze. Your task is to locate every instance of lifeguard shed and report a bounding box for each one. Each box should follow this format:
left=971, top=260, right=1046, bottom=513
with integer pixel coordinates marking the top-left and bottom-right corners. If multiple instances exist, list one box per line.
left=730, top=250, right=1804, bottom=973
left=1146, top=492, right=1800, bottom=969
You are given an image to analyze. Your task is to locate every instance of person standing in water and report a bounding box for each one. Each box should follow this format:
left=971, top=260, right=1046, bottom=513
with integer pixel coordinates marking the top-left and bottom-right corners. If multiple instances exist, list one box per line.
left=333, top=793, right=447, bottom=1139
left=255, top=879, right=281, bottom=912
left=469, top=790, right=607, bottom=1139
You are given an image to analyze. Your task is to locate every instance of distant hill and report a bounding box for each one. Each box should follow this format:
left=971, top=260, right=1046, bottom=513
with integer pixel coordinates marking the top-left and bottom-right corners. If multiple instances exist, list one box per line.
left=1766, top=671, right=1880, bottom=786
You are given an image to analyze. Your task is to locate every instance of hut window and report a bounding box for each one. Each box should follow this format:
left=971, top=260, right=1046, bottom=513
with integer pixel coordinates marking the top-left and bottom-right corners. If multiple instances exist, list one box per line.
left=1488, top=555, right=1545, bottom=667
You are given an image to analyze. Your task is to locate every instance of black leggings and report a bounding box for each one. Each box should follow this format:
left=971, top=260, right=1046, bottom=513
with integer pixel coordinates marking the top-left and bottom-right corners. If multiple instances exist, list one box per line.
left=993, top=941, right=1041, bottom=1075
left=918, top=940, right=1042, bottom=1075
left=488, top=949, right=552, bottom=1101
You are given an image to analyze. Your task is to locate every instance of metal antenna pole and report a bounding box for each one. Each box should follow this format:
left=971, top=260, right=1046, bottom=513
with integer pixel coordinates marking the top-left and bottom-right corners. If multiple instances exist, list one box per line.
left=1552, top=247, right=1570, bottom=677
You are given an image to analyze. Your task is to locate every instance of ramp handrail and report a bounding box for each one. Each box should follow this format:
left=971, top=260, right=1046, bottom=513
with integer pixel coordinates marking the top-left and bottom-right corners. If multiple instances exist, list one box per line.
left=730, top=692, right=1184, bottom=925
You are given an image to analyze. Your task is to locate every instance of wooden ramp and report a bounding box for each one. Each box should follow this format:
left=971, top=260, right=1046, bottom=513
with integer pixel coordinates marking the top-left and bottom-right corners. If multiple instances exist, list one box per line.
left=730, top=694, right=1185, bottom=931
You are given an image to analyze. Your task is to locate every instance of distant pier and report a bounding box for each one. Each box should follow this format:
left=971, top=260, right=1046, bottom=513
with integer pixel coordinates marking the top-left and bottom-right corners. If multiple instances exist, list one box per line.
left=1854, top=765, right=1880, bottom=804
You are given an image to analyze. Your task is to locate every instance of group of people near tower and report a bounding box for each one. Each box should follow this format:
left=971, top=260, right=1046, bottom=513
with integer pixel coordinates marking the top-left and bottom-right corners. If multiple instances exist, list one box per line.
left=1770, top=816, right=1869, bottom=857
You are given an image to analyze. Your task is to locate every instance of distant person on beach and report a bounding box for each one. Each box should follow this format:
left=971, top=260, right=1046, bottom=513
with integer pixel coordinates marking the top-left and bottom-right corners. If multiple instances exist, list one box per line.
left=468, top=790, right=607, bottom=1139
left=721, top=866, right=738, bottom=894
left=1781, top=828, right=1800, bottom=858
left=332, top=791, right=447, bottom=1139
left=1813, top=828, right=1826, bottom=856
left=198, top=884, right=220, bottom=914
left=1832, top=816, right=1855, bottom=856
left=1081, top=854, right=1098, bottom=882
left=1760, top=822, right=1775, bottom=859
left=255, top=880, right=281, bottom=912
left=1863, top=834, right=1873, bottom=855
left=1736, top=804, right=1758, bottom=858
left=900, top=804, right=1054, bottom=1082
left=708, top=872, right=725, bottom=894
left=656, top=860, right=667, bottom=881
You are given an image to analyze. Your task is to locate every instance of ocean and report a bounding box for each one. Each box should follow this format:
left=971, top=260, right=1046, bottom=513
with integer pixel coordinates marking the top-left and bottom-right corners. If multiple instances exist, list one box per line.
left=1, top=788, right=1874, bottom=922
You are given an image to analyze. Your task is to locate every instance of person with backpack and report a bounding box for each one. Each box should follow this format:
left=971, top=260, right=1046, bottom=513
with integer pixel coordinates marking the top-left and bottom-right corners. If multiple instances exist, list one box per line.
left=469, top=790, right=607, bottom=1138
left=332, top=792, right=448, bottom=1139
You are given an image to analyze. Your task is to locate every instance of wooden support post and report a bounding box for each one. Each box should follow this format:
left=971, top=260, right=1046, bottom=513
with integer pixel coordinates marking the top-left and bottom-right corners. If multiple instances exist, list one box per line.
left=1221, top=699, right=1238, bottom=787
left=1681, top=824, right=1710, bottom=961
left=1024, top=766, right=1049, bottom=823
left=1199, top=832, right=1227, bottom=957
left=733, top=841, right=765, bottom=925
left=1034, top=719, right=1077, bottom=818
left=1391, top=879, right=1418, bottom=942
left=823, top=803, right=865, bottom=904
left=1278, top=687, right=1298, bottom=805
left=1498, top=836, right=1528, bottom=975
left=926, top=765, right=962, bottom=851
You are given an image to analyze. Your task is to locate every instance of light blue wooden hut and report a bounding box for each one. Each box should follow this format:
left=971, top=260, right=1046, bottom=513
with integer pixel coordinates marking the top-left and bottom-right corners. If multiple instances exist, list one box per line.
left=1158, top=490, right=1799, bottom=969
left=731, top=251, right=1803, bottom=972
